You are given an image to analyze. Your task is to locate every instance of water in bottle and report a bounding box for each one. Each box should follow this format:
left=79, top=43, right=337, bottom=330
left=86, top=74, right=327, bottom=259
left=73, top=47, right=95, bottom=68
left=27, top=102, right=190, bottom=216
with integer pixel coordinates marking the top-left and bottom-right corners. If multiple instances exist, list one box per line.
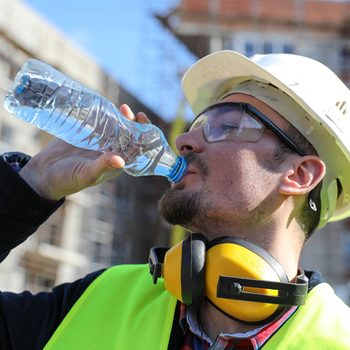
left=3, top=59, right=187, bottom=182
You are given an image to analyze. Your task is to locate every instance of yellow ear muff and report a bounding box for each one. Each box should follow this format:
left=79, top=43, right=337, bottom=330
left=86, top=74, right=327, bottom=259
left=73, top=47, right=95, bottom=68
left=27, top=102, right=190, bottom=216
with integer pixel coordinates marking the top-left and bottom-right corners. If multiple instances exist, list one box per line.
left=149, top=234, right=308, bottom=324
left=205, top=237, right=288, bottom=323
left=163, top=239, right=183, bottom=303
left=163, top=234, right=206, bottom=308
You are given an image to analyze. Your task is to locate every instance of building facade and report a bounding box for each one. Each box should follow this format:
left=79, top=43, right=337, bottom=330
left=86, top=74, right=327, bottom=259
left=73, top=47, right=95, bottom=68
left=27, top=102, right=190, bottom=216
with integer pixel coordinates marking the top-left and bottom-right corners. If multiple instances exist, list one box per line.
left=0, top=0, right=170, bottom=292
left=159, top=0, right=350, bottom=303
left=161, top=0, right=350, bottom=82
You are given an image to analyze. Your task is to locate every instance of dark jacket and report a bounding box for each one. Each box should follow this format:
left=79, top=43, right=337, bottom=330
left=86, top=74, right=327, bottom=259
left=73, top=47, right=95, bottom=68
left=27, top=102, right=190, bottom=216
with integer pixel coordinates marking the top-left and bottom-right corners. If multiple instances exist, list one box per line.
left=0, top=153, right=104, bottom=349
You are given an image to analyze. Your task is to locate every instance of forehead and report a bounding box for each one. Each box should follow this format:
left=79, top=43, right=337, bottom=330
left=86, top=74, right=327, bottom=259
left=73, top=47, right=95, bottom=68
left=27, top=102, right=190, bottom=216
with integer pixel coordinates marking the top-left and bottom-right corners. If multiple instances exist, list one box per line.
left=219, top=93, right=290, bottom=130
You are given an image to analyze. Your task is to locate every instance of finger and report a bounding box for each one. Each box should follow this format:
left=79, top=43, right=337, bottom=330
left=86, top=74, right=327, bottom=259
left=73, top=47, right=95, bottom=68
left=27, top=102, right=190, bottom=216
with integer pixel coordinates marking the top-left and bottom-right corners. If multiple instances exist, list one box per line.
left=98, top=152, right=125, bottom=170
left=135, top=111, right=151, bottom=124
left=119, top=104, right=135, bottom=120
left=85, top=153, right=125, bottom=186
left=107, top=154, right=125, bottom=169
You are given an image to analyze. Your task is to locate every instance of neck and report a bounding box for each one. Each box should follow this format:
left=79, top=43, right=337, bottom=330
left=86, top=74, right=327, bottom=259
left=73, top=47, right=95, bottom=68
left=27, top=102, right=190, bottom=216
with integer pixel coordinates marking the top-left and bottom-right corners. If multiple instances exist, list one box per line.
left=198, top=301, right=259, bottom=340
left=198, top=214, right=304, bottom=279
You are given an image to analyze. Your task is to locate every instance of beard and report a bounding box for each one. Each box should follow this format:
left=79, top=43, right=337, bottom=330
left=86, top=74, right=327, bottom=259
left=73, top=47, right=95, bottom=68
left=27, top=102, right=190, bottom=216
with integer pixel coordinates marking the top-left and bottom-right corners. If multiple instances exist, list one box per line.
left=158, top=152, right=209, bottom=228
left=158, top=187, right=203, bottom=227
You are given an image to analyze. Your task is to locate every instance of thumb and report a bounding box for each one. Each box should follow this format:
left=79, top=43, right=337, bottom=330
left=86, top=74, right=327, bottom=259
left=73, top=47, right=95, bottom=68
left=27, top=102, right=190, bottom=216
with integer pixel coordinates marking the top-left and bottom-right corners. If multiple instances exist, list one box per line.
left=87, top=152, right=125, bottom=185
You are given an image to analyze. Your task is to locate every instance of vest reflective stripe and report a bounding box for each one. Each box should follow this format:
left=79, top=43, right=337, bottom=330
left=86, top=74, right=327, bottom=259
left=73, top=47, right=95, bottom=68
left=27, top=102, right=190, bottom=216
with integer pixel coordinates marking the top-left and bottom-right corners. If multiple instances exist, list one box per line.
left=44, top=264, right=177, bottom=350
left=263, top=283, right=350, bottom=349
left=45, top=265, right=350, bottom=349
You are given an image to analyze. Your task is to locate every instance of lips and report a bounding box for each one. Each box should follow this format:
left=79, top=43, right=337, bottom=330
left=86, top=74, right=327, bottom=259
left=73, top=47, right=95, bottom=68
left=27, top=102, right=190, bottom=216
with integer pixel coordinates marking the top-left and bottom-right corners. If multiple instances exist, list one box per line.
left=171, top=166, right=197, bottom=190
left=186, top=168, right=196, bottom=175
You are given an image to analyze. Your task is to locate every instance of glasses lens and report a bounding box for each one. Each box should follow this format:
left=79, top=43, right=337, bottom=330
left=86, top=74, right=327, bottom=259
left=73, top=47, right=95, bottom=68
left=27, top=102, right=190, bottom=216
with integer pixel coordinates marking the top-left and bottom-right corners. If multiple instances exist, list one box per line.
left=239, top=113, right=264, bottom=142
left=190, top=114, right=207, bottom=130
left=190, top=104, right=264, bottom=143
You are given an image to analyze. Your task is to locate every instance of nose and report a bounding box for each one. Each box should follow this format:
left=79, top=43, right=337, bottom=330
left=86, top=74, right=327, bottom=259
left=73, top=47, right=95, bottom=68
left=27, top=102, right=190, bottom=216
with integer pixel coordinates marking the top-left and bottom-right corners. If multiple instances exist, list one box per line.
left=175, top=127, right=206, bottom=155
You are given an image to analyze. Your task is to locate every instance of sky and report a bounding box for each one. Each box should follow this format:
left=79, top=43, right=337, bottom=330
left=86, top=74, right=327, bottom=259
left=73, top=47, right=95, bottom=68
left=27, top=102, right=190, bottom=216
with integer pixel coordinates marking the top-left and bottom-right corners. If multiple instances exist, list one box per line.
left=21, top=0, right=196, bottom=121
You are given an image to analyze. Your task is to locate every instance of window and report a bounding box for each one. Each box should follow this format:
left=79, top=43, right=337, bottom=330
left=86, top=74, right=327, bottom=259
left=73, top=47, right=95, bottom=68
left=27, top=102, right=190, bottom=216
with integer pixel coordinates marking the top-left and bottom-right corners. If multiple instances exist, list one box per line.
left=263, top=42, right=273, bottom=54
left=38, top=206, right=65, bottom=246
left=226, top=34, right=295, bottom=57
left=283, top=44, right=294, bottom=54
left=244, top=41, right=294, bottom=56
left=245, top=42, right=255, bottom=57
left=340, top=46, right=350, bottom=81
left=20, top=251, right=58, bottom=292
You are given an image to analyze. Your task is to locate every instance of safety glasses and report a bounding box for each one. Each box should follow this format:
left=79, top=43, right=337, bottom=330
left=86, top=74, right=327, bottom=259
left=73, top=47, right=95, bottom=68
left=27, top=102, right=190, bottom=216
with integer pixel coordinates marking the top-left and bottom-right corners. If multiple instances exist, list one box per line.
left=189, top=102, right=305, bottom=156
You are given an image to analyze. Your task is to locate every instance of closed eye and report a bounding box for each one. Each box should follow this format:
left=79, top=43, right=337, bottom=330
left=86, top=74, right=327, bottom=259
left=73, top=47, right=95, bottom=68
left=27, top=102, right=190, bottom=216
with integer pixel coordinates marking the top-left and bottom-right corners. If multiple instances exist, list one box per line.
left=221, top=122, right=239, bottom=132
left=222, top=121, right=238, bottom=128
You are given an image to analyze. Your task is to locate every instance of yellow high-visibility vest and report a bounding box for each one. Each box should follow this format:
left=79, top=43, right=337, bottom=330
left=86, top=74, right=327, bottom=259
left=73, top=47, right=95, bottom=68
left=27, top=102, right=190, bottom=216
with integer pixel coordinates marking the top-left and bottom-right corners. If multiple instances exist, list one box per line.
left=44, top=264, right=350, bottom=349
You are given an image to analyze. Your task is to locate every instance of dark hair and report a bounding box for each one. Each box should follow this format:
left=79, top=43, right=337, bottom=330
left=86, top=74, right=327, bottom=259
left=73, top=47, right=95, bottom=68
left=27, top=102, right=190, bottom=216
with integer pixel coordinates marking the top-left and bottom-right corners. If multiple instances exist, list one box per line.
left=273, top=125, right=322, bottom=240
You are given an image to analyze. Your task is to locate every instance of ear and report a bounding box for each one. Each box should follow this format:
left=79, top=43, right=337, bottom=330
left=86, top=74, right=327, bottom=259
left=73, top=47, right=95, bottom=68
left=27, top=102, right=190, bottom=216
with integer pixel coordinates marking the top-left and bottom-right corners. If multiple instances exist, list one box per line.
left=279, top=156, right=326, bottom=196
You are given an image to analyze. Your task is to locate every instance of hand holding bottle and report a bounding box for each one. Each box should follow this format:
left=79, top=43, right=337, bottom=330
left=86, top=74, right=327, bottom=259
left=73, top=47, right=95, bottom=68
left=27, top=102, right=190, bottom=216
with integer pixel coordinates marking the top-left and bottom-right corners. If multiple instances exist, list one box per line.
left=19, top=105, right=150, bottom=201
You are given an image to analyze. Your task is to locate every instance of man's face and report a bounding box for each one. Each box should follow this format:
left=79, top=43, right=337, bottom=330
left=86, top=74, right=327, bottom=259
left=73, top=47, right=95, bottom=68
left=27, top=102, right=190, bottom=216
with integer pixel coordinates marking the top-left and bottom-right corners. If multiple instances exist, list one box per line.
left=158, top=93, right=292, bottom=237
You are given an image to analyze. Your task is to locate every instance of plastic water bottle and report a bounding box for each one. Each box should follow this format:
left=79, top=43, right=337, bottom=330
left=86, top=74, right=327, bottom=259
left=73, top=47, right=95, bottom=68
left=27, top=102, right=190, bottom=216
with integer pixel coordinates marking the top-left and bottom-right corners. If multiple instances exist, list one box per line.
left=3, top=59, right=187, bottom=182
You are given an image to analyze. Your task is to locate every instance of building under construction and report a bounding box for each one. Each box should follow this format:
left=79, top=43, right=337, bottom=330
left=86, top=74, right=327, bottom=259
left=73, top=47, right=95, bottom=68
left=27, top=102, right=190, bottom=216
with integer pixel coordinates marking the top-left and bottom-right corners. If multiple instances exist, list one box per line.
left=0, top=0, right=171, bottom=292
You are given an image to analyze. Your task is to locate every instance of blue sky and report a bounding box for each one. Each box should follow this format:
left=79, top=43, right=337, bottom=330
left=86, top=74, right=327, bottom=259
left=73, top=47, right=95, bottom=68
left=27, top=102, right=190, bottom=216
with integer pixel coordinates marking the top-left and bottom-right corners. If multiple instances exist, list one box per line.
left=22, top=0, right=196, bottom=121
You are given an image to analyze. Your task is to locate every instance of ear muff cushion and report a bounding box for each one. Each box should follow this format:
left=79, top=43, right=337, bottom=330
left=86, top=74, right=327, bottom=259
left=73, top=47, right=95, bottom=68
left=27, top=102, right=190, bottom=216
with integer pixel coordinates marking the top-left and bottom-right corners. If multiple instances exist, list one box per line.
left=163, top=234, right=206, bottom=307
left=205, top=237, right=288, bottom=323
left=181, top=234, right=206, bottom=308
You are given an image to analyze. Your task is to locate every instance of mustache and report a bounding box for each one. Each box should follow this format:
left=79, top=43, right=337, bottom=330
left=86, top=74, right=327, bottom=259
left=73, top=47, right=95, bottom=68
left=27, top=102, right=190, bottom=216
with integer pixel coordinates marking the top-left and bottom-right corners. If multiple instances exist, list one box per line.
left=184, top=152, right=209, bottom=177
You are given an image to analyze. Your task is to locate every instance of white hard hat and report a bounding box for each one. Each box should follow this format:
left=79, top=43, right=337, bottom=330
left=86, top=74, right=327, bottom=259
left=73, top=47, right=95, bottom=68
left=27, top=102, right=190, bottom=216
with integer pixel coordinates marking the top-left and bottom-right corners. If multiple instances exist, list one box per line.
left=182, top=50, right=350, bottom=228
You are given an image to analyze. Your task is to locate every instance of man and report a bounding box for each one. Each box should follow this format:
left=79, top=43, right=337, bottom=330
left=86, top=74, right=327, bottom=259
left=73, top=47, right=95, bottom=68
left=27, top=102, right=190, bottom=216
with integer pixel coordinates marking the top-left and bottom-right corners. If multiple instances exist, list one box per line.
left=1, top=51, right=349, bottom=349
